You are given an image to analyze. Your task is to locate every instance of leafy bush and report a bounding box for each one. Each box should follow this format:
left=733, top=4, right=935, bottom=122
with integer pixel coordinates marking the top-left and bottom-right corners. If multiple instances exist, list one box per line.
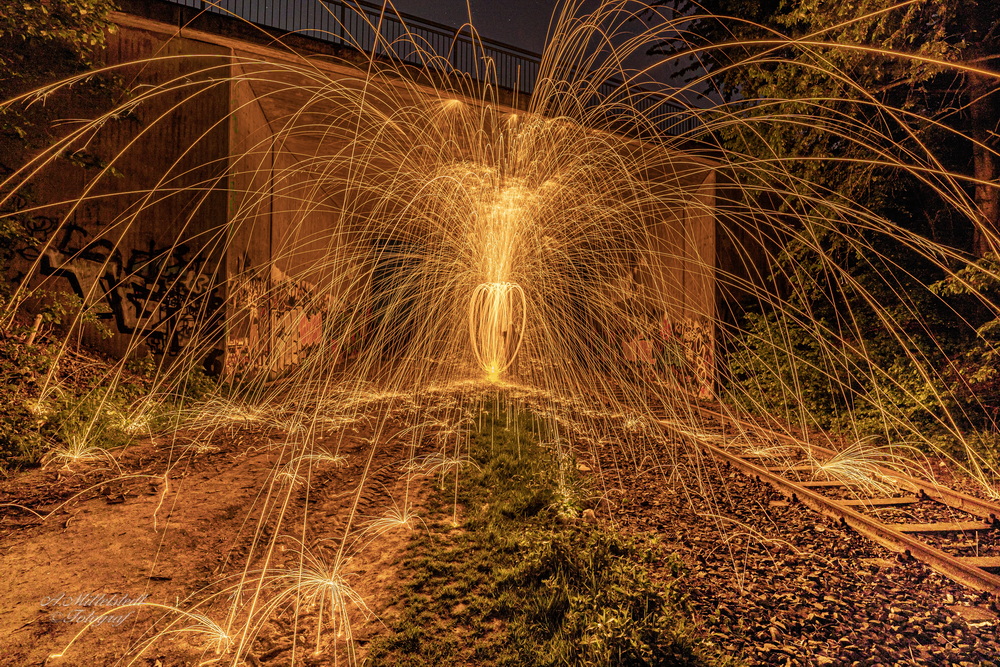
left=0, top=327, right=55, bottom=464
left=0, top=309, right=162, bottom=470
left=725, top=250, right=1000, bottom=476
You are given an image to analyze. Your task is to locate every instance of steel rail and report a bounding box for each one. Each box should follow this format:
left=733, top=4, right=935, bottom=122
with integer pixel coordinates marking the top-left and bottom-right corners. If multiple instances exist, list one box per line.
left=689, top=404, right=1000, bottom=524
left=658, top=418, right=1000, bottom=595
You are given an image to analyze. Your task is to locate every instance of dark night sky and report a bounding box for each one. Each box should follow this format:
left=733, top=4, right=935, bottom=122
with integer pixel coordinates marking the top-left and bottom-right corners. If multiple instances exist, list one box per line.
left=383, top=1, right=715, bottom=106
left=387, top=0, right=562, bottom=54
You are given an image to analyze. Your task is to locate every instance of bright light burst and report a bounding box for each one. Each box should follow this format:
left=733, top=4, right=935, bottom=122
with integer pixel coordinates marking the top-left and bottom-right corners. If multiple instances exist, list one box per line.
left=469, top=281, right=527, bottom=381
left=2, top=0, right=1000, bottom=664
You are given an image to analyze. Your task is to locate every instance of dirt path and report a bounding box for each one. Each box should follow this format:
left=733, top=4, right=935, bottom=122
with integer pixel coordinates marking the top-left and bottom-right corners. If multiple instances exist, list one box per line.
left=0, top=408, right=434, bottom=666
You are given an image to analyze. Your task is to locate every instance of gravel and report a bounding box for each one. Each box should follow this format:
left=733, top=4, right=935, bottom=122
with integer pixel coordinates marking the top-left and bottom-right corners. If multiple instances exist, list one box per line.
left=579, top=419, right=1000, bottom=667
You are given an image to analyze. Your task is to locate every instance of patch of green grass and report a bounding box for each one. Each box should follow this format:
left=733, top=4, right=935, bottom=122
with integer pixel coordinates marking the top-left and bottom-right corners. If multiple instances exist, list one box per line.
left=0, top=318, right=216, bottom=471
left=366, top=403, right=741, bottom=667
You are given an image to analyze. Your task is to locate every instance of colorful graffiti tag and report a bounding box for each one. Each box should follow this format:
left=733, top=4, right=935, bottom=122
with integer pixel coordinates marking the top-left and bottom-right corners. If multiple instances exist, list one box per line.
left=226, top=259, right=335, bottom=378
left=624, top=315, right=714, bottom=398
left=660, top=316, right=714, bottom=398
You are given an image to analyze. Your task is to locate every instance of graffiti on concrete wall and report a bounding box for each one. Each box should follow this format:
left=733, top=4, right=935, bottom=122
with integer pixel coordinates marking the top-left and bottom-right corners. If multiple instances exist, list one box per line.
left=226, top=257, right=334, bottom=378
left=226, top=254, right=268, bottom=376
left=659, top=316, right=714, bottom=398
left=269, top=266, right=337, bottom=374
left=623, top=314, right=714, bottom=398
left=26, top=221, right=225, bottom=370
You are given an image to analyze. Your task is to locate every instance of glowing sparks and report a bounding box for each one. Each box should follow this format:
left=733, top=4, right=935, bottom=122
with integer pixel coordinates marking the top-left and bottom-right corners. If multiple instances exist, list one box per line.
left=469, top=281, right=526, bottom=381
left=3, top=0, right=1000, bottom=664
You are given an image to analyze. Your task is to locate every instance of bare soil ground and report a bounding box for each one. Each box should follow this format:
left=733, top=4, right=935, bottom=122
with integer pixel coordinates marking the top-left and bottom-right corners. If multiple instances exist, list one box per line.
left=0, top=409, right=432, bottom=666
left=3, top=394, right=999, bottom=667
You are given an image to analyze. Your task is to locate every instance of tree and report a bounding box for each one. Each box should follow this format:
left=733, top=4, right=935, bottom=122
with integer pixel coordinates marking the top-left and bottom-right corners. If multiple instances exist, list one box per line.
left=650, top=0, right=1000, bottom=255
left=0, top=0, right=119, bottom=273
left=961, top=2, right=1000, bottom=255
left=643, top=1, right=1000, bottom=442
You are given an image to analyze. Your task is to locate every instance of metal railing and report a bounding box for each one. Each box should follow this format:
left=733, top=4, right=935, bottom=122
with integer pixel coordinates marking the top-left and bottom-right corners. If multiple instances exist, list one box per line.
left=162, top=0, right=699, bottom=137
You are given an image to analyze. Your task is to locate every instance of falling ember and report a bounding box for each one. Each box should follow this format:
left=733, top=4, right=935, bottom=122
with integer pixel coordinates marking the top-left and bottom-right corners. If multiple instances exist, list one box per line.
left=468, top=282, right=526, bottom=382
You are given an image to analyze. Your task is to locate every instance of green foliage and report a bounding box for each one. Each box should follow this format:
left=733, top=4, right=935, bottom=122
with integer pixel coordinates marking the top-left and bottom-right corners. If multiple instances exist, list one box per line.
left=366, top=406, right=734, bottom=667
left=956, top=431, right=1000, bottom=475
left=0, top=0, right=119, bottom=294
left=0, top=310, right=216, bottom=471
left=0, top=0, right=119, bottom=157
left=494, top=530, right=700, bottom=667
left=0, top=0, right=118, bottom=116
left=649, top=0, right=1000, bottom=454
left=176, top=363, right=218, bottom=402
left=725, top=249, right=1000, bottom=465
left=0, top=326, right=56, bottom=464
left=654, top=0, right=995, bottom=105
left=929, top=254, right=1000, bottom=420
left=0, top=321, right=156, bottom=469
left=0, top=0, right=162, bottom=473
left=0, top=2, right=117, bottom=46
left=34, top=289, right=115, bottom=338
left=726, top=306, right=955, bottom=437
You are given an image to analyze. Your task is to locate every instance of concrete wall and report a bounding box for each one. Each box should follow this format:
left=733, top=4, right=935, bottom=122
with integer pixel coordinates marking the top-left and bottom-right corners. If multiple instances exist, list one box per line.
left=225, top=70, right=274, bottom=376
left=15, top=25, right=231, bottom=372
left=224, top=60, right=364, bottom=378
left=627, top=158, right=717, bottom=395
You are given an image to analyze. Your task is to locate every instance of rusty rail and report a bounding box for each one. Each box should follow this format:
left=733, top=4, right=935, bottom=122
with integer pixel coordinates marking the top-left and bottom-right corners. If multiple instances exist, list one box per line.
left=693, top=404, right=1000, bottom=523
left=656, top=414, right=1000, bottom=595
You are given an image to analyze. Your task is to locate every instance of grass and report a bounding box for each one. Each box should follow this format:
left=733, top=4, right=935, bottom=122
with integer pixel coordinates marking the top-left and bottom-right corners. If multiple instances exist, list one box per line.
left=366, top=403, right=739, bottom=667
left=0, top=317, right=216, bottom=472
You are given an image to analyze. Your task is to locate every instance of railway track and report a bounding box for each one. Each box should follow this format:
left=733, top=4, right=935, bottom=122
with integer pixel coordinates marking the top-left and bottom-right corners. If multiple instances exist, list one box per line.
left=599, top=383, right=1000, bottom=595
left=654, top=405, right=1000, bottom=595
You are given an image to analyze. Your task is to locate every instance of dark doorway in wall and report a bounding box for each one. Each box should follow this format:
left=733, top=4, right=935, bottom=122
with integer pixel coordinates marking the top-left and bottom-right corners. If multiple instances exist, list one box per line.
left=369, top=238, right=420, bottom=359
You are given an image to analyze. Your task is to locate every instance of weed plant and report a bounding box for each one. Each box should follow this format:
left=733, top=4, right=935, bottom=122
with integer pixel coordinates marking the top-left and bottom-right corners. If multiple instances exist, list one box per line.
left=0, top=315, right=215, bottom=471
left=367, top=404, right=738, bottom=667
